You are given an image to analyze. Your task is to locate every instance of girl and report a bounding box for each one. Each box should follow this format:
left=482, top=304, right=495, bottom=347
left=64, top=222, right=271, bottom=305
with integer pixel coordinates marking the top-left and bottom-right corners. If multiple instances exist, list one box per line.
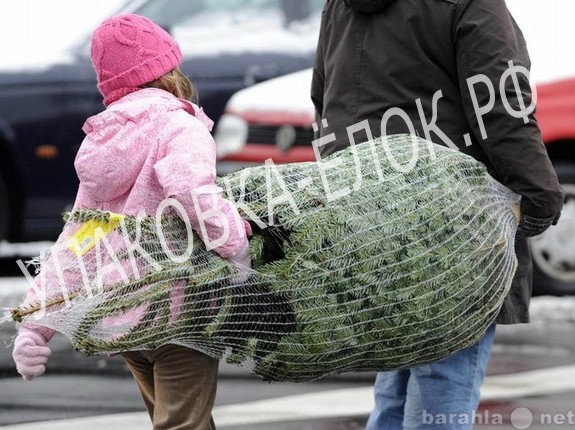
left=12, top=14, right=251, bottom=430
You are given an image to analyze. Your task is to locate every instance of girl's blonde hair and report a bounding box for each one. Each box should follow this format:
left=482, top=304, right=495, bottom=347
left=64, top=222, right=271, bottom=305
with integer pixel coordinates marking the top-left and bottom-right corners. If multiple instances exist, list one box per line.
left=143, top=68, right=198, bottom=103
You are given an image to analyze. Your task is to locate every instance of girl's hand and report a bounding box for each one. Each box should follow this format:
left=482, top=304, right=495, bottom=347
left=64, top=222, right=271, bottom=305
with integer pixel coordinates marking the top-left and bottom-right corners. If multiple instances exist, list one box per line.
left=228, top=242, right=252, bottom=284
left=12, top=326, right=52, bottom=381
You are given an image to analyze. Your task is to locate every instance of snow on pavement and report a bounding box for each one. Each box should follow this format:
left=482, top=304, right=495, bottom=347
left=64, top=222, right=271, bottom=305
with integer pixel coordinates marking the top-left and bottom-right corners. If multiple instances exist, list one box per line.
left=529, top=296, right=575, bottom=323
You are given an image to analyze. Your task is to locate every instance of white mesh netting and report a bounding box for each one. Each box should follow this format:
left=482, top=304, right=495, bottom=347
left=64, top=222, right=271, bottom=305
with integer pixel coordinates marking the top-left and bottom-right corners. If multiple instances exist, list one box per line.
left=9, top=135, right=520, bottom=382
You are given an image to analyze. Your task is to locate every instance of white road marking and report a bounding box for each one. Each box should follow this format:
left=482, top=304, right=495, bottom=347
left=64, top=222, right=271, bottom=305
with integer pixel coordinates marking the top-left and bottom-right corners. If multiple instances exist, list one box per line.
left=0, top=413, right=151, bottom=430
left=0, top=278, right=31, bottom=299
left=0, top=241, right=53, bottom=258
left=480, top=365, right=575, bottom=400
left=214, top=365, right=575, bottom=426
left=215, top=386, right=372, bottom=427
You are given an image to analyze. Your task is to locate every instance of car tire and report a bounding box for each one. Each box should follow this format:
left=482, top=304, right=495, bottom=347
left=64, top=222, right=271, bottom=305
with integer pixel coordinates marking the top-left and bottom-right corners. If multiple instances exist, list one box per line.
left=530, top=163, right=575, bottom=296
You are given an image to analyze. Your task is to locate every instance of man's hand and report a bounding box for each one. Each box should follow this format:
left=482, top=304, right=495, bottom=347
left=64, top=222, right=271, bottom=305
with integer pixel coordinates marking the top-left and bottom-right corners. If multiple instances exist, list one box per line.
left=12, top=326, right=52, bottom=381
left=517, top=213, right=560, bottom=238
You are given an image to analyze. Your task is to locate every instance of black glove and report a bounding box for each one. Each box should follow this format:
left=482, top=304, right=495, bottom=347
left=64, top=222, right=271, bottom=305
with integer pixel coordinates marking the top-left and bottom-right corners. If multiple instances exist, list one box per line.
left=517, top=213, right=560, bottom=238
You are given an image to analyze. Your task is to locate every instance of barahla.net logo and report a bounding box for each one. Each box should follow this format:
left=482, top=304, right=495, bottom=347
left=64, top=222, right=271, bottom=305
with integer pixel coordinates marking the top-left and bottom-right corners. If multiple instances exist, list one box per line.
left=423, top=408, right=575, bottom=428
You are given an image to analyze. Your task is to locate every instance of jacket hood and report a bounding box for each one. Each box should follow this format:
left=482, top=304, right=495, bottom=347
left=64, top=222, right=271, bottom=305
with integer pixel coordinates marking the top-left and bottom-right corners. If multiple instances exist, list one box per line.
left=75, top=88, right=213, bottom=203
left=344, top=0, right=397, bottom=13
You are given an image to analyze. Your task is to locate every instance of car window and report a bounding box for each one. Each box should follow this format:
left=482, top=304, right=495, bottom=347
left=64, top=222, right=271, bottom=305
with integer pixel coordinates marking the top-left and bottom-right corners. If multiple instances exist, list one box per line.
left=133, top=0, right=325, bottom=57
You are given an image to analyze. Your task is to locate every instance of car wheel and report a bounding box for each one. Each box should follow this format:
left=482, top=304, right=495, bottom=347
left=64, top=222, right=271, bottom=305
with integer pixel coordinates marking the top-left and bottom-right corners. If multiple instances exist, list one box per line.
left=530, top=163, right=575, bottom=296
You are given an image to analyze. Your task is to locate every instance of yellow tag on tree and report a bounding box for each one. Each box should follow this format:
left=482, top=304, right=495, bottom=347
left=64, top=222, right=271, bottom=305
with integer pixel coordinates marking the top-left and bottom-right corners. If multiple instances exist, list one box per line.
left=68, top=213, right=125, bottom=257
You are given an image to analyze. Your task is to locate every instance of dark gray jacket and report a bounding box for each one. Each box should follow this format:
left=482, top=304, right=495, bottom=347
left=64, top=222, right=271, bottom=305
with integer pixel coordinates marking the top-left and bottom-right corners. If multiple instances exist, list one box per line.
left=311, top=0, right=564, bottom=324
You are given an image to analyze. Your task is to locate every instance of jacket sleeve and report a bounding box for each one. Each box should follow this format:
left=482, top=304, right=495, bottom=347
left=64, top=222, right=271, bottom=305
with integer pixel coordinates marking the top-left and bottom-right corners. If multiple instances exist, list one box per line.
left=454, top=0, right=564, bottom=218
left=311, top=3, right=327, bottom=124
left=153, top=112, right=249, bottom=259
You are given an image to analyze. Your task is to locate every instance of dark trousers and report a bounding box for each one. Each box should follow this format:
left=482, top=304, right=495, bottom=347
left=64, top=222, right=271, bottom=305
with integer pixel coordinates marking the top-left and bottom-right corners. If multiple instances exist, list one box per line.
left=123, top=344, right=218, bottom=430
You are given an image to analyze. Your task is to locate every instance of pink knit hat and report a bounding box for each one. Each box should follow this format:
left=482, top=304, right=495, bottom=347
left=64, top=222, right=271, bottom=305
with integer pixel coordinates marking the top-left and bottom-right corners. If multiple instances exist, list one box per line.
left=91, top=14, right=183, bottom=106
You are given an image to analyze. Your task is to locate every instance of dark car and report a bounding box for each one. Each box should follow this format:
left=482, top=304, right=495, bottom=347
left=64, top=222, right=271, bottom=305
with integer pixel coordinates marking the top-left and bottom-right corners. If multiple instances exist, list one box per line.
left=0, top=0, right=324, bottom=242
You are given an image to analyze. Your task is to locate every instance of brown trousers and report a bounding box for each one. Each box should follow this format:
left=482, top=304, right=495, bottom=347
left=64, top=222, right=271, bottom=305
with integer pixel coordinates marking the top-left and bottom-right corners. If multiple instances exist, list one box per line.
left=123, top=344, right=218, bottom=430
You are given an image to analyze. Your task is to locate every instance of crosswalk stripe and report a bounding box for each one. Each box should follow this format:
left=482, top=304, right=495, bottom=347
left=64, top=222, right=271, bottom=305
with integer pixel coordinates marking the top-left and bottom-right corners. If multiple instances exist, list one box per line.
left=480, top=365, right=575, bottom=400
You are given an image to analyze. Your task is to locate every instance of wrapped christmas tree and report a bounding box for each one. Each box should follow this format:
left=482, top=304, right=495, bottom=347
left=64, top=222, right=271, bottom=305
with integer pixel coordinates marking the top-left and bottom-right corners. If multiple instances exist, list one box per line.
left=10, top=135, right=520, bottom=382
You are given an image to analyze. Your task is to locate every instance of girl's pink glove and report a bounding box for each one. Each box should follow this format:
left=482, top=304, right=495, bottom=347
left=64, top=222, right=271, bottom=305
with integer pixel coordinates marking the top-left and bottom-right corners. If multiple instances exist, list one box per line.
left=228, top=221, right=252, bottom=284
left=12, top=326, right=52, bottom=381
left=228, top=243, right=252, bottom=284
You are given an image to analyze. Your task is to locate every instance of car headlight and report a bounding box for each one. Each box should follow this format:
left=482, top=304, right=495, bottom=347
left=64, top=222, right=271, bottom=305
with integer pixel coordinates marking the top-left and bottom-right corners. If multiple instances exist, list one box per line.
left=214, top=114, right=249, bottom=158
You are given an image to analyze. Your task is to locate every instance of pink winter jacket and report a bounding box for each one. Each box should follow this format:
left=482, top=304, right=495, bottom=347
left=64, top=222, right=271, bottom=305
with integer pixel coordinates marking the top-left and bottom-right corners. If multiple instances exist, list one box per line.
left=23, top=88, right=250, bottom=340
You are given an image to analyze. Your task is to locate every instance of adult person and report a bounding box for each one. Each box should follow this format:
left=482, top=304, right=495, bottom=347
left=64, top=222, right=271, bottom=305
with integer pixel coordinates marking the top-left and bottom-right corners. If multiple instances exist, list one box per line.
left=311, top=1, right=564, bottom=429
